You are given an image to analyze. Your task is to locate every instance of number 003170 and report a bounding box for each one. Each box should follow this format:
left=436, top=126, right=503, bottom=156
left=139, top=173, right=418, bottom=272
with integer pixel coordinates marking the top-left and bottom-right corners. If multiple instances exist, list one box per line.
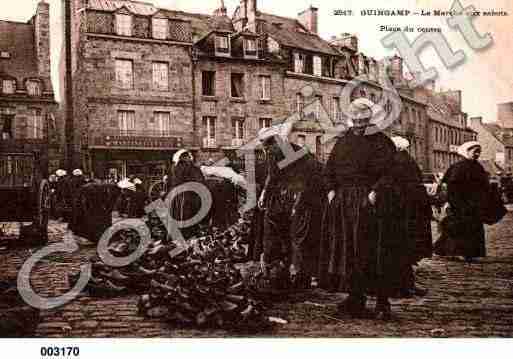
left=40, top=346, right=80, bottom=357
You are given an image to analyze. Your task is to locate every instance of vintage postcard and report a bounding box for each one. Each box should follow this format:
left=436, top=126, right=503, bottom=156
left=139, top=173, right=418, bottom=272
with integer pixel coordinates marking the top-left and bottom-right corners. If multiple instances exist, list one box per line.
left=0, top=0, right=512, bottom=354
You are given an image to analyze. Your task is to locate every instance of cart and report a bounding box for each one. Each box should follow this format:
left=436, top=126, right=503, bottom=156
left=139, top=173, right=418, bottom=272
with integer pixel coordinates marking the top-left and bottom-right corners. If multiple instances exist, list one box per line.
left=0, top=152, right=50, bottom=241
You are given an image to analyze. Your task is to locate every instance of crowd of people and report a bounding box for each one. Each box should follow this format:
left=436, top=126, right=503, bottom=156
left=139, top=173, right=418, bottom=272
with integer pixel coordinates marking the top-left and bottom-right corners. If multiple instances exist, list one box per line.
left=248, top=103, right=506, bottom=320
left=44, top=103, right=507, bottom=321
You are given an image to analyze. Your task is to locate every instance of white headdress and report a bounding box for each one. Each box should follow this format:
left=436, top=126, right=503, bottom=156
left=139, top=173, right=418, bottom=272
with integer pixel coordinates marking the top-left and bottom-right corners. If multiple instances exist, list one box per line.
left=172, top=149, right=192, bottom=165
left=117, top=178, right=136, bottom=191
left=56, top=169, right=67, bottom=177
left=133, top=178, right=142, bottom=185
left=457, top=141, right=481, bottom=159
left=391, top=136, right=410, bottom=151
left=72, top=169, right=83, bottom=176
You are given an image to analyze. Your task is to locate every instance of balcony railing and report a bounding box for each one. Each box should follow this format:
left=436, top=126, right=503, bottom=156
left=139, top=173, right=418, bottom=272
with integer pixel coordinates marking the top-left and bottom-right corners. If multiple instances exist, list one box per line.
left=202, top=138, right=217, bottom=149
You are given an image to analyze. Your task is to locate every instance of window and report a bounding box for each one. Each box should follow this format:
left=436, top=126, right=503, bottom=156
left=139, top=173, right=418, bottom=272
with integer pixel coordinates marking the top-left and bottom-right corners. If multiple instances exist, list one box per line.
left=296, top=93, right=304, bottom=113
left=116, top=14, right=132, bottom=36
left=2, top=80, right=15, bottom=94
left=118, top=110, right=135, bottom=135
left=153, top=112, right=171, bottom=136
left=313, top=56, right=322, bottom=76
left=202, top=71, right=216, bottom=96
left=1, top=113, right=13, bottom=140
left=232, top=118, right=244, bottom=140
left=26, top=80, right=41, bottom=96
left=260, top=75, right=271, bottom=100
left=244, top=38, right=257, bottom=57
left=259, top=118, right=273, bottom=130
left=294, top=53, right=305, bottom=73
left=315, top=95, right=323, bottom=119
left=231, top=73, right=244, bottom=98
left=115, top=59, right=133, bottom=89
left=296, top=134, right=306, bottom=147
left=215, top=35, right=230, bottom=54
left=332, top=97, right=340, bottom=122
left=152, top=18, right=168, bottom=39
left=152, top=62, right=169, bottom=91
left=29, top=109, right=43, bottom=139
left=202, top=116, right=216, bottom=147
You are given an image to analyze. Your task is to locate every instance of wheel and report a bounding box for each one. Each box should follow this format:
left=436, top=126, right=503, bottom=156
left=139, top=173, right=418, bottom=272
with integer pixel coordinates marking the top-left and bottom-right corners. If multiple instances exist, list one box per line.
left=148, top=180, right=166, bottom=202
left=34, top=179, right=50, bottom=242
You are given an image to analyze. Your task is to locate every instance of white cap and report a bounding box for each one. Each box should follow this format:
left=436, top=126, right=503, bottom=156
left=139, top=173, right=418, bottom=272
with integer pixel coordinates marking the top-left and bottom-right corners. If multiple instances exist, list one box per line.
left=117, top=178, right=136, bottom=191
left=56, top=169, right=67, bottom=177
left=72, top=169, right=83, bottom=176
left=391, top=136, right=410, bottom=151
left=457, top=141, right=481, bottom=159
left=133, top=178, right=142, bottom=185
left=172, top=149, right=192, bottom=165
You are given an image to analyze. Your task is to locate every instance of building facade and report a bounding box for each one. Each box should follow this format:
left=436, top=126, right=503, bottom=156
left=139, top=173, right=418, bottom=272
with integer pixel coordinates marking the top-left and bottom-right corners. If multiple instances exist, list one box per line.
left=0, top=1, right=58, bottom=176
left=470, top=115, right=513, bottom=174
left=61, top=0, right=455, bottom=179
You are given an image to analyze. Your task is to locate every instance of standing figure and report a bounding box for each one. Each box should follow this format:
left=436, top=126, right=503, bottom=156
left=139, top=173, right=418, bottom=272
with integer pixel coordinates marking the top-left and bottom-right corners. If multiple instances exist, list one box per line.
left=69, top=169, right=87, bottom=232
left=54, top=169, right=69, bottom=221
left=319, top=103, right=397, bottom=319
left=438, top=141, right=488, bottom=262
left=166, top=149, right=206, bottom=240
left=258, top=125, right=325, bottom=290
left=128, top=178, right=147, bottom=218
left=388, top=136, right=432, bottom=297
left=48, top=174, right=58, bottom=220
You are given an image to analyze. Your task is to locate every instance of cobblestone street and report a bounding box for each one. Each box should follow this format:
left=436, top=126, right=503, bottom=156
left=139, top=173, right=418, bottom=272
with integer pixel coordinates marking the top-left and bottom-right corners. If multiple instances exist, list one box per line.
left=1, top=209, right=513, bottom=338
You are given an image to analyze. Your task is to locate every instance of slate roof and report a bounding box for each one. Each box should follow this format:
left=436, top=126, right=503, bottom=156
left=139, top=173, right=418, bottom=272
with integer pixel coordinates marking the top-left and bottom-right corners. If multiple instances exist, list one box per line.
left=88, top=0, right=158, bottom=16
left=0, top=20, right=38, bottom=83
left=259, top=12, right=340, bottom=56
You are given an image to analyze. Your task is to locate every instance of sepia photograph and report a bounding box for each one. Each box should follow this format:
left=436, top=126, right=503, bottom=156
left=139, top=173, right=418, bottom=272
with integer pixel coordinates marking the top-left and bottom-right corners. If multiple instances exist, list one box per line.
left=0, top=0, right=512, bottom=353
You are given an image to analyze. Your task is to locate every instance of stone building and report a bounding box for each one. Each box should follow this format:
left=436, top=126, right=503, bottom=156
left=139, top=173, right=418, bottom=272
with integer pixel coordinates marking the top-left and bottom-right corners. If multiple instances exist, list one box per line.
left=414, top=85, right=477, bottom=174
left=470, top=115, right=513, bottom=174
left=497, top=102, right=513, bottom=129
left=61, top=0, right=196, bottom=181
left=60, top=0, right=437, bottom=177
left=0, top=1, right=58, bottom=176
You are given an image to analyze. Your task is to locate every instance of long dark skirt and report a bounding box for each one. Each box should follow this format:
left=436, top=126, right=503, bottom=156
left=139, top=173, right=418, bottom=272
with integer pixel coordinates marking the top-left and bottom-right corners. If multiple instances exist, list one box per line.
left=318, top=186, right=403, bottom=295
left=404, top=184, right=433, bottom=263
left=261, top=188, right=319, bottom=277
left=436, top=207, right=485, bottom=258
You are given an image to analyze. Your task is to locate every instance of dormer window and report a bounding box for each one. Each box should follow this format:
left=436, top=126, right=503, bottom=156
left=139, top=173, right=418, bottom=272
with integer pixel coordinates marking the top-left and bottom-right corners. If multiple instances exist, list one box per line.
left=152, top=18, right=168, bottom=40
left=26, top=80, right=41, bottom=96
left=215, top=35, right=230, bottom=56
left=294, top=53, right=305, bottom=73
left=2, top=79, right=15, bottom=95
left=244, top=38, right=257, bottom=58
left=313, top=56, right=322, bottom=76
left=116, top=14, right=132, bottom=36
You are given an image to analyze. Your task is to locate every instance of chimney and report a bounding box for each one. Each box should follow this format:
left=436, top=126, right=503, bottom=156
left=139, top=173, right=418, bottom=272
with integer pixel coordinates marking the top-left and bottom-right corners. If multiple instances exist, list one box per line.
left=247, top=0, right=257, bottom=32
left=34, top=1, right=51, bottom=81
left=469, top=116, right=483, bottom=126
left=330, top=33, right=358, bottom=52
left=298, top=6, right=318, bottom=34
left=390, top=54, right=404, bottom=84
left=213, top=0, right=227, bottom=17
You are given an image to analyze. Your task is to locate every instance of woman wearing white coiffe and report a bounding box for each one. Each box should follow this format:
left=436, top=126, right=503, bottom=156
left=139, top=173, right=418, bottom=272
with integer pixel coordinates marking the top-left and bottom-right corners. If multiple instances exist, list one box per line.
left=439, top=141, right=488, bottom=261
left=388, top=136, right=433, bottom=297
left=165, top=149, right=206, bottom=239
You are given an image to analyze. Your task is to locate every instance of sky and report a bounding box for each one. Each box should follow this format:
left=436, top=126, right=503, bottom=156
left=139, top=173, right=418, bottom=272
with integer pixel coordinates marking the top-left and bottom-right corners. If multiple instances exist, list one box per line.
left=1, top=0, right=512, bottom=123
